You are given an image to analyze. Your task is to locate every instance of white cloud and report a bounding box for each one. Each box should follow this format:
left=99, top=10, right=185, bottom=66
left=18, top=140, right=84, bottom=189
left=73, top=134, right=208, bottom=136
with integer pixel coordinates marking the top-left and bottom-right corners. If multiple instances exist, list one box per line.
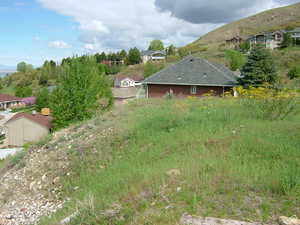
left=38, top=0, right=297, bottom=52
left=48, top=40, right=72, bottom=49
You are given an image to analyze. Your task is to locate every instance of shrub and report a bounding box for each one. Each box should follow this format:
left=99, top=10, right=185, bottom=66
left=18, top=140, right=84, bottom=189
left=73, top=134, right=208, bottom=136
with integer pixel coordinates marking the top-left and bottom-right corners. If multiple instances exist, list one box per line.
left=225, top=50, right=246, bottom=71
left=236, top=86, right=300, bottom=120
left=50, top=57, right=113, bottom=129
left=15, top=86, right=33, bottom=97
left=287, top=65, right=300, bottom=80
left=144, top=62, right=165, bottom=78
left=36, top=88, right=50, bottom=111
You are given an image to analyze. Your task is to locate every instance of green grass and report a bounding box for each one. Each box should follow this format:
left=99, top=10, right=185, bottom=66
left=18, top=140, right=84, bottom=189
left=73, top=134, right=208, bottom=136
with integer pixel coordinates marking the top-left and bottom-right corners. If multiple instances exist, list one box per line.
left=38, top=98, right=300, bottom=225
left=0, top=85, right=16, bottom=95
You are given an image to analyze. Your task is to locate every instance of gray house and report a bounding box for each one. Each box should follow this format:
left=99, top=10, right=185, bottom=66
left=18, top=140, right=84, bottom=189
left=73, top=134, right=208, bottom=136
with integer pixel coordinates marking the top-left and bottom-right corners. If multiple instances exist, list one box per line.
left=141, top=50, right=166, bottom=64
left=248, top=31, right=284, bottom=50
left=143, top=56, right=238, bottom=98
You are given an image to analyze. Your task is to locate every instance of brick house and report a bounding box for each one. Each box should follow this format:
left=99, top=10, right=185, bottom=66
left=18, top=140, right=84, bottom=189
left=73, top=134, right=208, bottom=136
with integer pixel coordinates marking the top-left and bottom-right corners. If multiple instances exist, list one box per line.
left=143, top=56, right=238, bottom=98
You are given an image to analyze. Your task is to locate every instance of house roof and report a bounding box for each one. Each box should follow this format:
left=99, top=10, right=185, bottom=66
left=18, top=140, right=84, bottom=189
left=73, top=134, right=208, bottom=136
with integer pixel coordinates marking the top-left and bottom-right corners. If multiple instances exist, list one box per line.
left=143, top=56, right=238, bottom=87
left=141, top=50, right=166, bottom=56
left=0, top=94, right=21, bottom=103
left=112, top=87, right=139, bottom=99
left=115, top=74, right=144, bottom=82
left=6, top=112, right=53, bottom=129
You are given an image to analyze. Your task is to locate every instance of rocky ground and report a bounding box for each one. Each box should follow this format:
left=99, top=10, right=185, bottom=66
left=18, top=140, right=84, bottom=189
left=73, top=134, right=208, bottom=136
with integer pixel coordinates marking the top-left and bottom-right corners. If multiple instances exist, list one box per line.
left=0, top=128, right=72, bottom=225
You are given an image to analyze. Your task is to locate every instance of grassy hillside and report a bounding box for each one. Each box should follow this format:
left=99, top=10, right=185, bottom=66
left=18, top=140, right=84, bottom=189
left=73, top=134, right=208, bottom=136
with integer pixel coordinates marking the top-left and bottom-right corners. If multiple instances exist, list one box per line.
left=185, top=2, right=300, bottom=52
left=7, top=97, right=294, bottom=225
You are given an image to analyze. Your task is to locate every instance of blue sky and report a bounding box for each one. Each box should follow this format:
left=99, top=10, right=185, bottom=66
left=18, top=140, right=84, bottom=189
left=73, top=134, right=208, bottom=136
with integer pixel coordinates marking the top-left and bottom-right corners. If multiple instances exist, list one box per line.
left=0, top=0, right=298, bottom=67
left=0, top=0, right=82, bottom=66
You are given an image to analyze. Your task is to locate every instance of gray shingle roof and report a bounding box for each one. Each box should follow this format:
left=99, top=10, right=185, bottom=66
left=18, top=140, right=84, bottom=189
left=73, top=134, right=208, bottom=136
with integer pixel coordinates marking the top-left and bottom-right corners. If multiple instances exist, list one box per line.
left=143, top=56, right=238, bottom=87
left=141, top=50, right=166, bottom=56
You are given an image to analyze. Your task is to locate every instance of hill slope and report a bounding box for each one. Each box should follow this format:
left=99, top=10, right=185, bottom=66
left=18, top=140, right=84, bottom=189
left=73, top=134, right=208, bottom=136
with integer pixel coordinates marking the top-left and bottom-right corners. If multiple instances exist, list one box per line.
left=186, top=2, right=300, bottom=51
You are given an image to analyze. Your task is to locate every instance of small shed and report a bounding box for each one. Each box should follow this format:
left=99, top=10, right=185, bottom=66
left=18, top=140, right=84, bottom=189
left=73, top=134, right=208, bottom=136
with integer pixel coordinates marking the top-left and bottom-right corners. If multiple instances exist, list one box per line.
left=5, top=112, right=53, bottom=147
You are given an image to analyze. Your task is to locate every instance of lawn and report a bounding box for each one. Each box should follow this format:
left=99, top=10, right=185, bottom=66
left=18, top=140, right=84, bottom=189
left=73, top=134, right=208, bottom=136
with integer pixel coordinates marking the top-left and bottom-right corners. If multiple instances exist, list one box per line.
left=38, top=98, right=300, bottom=225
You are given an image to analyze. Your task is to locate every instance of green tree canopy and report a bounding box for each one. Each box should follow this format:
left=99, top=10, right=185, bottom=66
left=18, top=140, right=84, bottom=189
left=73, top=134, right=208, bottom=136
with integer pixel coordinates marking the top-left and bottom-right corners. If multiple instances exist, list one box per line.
left=148, top=40, right=164, bottom=51
left=225, top=50, right=246, bottom=71
left=15, top=86, right=33, bottom=97
left=127, top=47, right=141, bottom=65
left=287, top=65, right=300, bottom=80
left=239, top=46, right=278, bottom=86
left=166, top=45, right=176, bottom=55
left=50, top=56, right=113, bottom=128
left=281, top=33, right=293, bottom=48
left=17, top=62, right=27, bottom=73
left=36, top=88, right=50, bottom=111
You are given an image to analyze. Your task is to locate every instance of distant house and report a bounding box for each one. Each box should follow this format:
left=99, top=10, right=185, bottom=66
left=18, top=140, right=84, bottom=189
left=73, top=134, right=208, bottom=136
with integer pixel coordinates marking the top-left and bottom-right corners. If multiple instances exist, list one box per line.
left=286, top=27, right=300, bottom=44
left=225, top=36, right=243, bottom=48
left=5, top=112, right=53, bottom=147
left=143, top=56, right=238, bottom=98
left=0, top=94, right=23, bottom=110
left=114, top=74, right=144, bottom=88
left=248, top=31, right=284, bottom=50
left=141, top=50, right=166, bottom=64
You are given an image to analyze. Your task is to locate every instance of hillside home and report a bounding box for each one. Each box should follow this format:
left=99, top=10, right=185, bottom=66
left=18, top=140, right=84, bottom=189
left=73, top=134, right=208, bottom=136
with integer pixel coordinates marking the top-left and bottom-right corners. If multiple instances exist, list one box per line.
left=0, top=94, right=23, bottom=110
left=248, top=31, right=284, bottom=49
left=141, top=50, right=166, bottom=64
left=143, top=56, right=238, bottom=98
left=114, top=74, right=144, bottom=88
left=286, top=27, right=300, bottom=44
left=225, top=36, right=243, bottom=48
left=5, top=112, right=53, bottom=147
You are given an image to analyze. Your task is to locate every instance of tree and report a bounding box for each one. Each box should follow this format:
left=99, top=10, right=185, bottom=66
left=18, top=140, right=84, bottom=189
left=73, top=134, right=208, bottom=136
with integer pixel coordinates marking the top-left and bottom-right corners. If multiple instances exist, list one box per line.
left=281, top=33, right=293, bottom=48
left=15, top=87, right=33, bottom=97
left=50, top=56, right=113, bottom=128
left=127, top=47, right=141, bottom=65
left=287, top=65, right=300, bottom=79
left=166, top=45, right=176, bottom=55
left=178, top=48, right=189, bottom=58
left=17, top=62, right=27, bottom=73
left=36, top=88, right=50, bottom=111
left=119, top=50, right=127, bottom=59
left=239, top=46, right=278, bottom=86
left=148, top=40, right=164, bottom=51
left=239, top=41, right=250, bottom=53
left=225, top=50, right=246, bottom=71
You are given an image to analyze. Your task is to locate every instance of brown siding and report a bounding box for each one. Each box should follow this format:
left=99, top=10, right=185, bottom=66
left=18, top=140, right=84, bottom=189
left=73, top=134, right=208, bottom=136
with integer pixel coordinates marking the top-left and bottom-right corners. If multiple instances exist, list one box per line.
left=147, top=84, right=231, bottom=98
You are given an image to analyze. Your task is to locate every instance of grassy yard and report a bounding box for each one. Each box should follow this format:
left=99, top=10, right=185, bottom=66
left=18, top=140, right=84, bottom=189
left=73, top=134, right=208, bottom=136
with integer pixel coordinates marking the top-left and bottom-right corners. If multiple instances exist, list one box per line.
left=38, top=98, right=300, bottom=225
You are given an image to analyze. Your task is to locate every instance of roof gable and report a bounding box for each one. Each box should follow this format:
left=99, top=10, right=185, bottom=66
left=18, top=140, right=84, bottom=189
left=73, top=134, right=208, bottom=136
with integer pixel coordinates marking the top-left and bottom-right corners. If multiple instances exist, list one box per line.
left=143, top=56, right=238, bottom=87
left=6, top=112, right=53, bottom=129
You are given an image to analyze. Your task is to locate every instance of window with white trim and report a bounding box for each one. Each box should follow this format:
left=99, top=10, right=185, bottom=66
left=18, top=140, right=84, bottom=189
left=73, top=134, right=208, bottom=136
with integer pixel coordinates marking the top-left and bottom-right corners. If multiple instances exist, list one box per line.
left=191, top=86, right=197, bottom=94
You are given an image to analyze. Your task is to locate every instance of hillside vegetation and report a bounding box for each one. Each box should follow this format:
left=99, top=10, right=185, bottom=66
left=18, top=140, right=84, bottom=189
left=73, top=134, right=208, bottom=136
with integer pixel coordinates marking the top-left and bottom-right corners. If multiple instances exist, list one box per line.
left=1, top=97, right=298, bottom=225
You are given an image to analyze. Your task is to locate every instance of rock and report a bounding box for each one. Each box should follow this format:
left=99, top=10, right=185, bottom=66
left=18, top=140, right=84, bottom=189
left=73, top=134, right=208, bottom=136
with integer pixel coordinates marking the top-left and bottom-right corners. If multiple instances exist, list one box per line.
left=166, top=169, right=181, bottom=176
left=279, top=216, right=300, bottom=225
left=42, top=174, right=47, bottom=182
left=53, top=177, right=60, bottom=184
left=60, top=212, right=78, bottom=225
left=180, top=214, right=261, bottom=225
left=29, top=181, right=36, bottom=191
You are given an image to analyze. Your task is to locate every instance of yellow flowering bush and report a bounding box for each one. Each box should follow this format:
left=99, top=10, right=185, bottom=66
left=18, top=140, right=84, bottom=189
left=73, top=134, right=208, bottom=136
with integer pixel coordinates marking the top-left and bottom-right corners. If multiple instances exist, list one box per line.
left=235, top=86, right=300, bottom=120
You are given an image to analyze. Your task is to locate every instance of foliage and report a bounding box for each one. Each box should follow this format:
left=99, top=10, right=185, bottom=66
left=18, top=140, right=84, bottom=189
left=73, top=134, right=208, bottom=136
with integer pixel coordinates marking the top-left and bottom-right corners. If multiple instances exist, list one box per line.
left=50, top=57, right=113, bottom=129
left=17, top=62, right=34, bottom=73
left=239, top=41, right=250, bottom=53
left=239, top=46, right=278, bottom=86
left=166, top=44, right=176, bottom=55
left=36, top=88, right=50, bottom=111
left=127, top=48, right=141, bottom=65
left=225, top=50, right=246, bottom=71
left=287, top=65, right=300, bottom=79
left=236, top=86, right=300, bottom=120
left=144, top=62, right=165, bottom=78
left=15, top=86, right=33, bottom=97
left=148, top=40, right=164, bottom=51
left=281, top=33, right=293, bottom=48
left=178, top=48, right=189, bottom=58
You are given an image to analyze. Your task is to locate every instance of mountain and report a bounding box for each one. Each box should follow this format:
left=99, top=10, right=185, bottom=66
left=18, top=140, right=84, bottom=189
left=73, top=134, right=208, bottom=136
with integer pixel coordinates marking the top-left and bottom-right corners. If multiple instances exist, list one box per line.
left=185, top=2, right=300, bottom=51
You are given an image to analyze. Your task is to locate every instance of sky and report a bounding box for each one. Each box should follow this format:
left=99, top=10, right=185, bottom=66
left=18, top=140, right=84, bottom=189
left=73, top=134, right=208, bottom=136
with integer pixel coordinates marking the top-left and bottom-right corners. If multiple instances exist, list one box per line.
left=0, top=0, right=299, bottom=67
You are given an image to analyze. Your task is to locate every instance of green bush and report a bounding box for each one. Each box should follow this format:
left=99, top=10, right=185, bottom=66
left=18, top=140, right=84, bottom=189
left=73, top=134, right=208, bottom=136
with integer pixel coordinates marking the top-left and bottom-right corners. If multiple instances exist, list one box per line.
left=144, top=62, right=165, bottom=78
left=288, top=65, right=300, bottom=79
left=15, top=86, right=33, bottom=97
left=225, top=50, right=246, bottom=71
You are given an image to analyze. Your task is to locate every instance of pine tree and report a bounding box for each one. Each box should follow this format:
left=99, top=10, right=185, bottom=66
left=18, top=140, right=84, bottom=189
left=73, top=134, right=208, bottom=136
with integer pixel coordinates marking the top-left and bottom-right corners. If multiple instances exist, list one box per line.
left=239, top=46, right=277, bottom=86
left=127, top=48, right=141, bottom=65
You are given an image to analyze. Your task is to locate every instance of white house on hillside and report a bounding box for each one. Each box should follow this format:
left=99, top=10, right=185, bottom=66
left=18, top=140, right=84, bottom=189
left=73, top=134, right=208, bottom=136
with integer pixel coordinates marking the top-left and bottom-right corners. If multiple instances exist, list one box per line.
left=141, top=50, right=166, bottom=64
left=114, top=74, right=144, bottom=88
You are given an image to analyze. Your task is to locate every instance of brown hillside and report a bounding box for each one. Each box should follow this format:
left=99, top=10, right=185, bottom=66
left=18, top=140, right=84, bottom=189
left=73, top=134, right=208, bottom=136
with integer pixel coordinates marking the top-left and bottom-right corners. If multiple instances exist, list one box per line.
left=186, top=2, right=300, bottom=49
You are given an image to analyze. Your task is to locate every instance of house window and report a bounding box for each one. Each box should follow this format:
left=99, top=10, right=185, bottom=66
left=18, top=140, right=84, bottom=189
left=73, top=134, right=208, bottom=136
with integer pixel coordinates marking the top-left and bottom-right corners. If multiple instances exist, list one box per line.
left=191, top=86, right=197, bottom=95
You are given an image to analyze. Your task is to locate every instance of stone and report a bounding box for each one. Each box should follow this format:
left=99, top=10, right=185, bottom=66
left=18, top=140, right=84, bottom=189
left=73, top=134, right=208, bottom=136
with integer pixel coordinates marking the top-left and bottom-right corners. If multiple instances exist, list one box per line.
left=53, top=177, right=60, bottom=184
left=60, top=212, right=78, bottom=225
left=279, top=216, right=300, bottom=225
left=166, top=169, right=181, bottom=176
left=180, top=214, right=261, bottom=225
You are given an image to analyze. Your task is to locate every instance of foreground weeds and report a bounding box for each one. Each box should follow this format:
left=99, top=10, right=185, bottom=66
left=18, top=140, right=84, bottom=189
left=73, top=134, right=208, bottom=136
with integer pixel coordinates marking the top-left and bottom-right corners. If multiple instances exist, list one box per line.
left=39, top=98, right=300, bottom=225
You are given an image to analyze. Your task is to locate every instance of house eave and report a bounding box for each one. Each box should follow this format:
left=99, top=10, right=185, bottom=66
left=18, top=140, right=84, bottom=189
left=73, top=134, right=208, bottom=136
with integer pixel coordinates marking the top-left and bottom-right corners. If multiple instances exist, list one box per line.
left=142, top=82, right=238, bottom=87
